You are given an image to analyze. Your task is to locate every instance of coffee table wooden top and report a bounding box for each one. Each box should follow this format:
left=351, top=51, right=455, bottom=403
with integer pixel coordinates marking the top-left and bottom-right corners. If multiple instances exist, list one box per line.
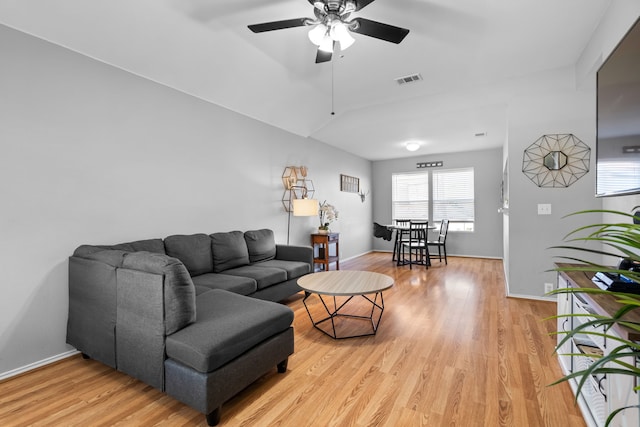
left=297, top=270, right=394, bottom=296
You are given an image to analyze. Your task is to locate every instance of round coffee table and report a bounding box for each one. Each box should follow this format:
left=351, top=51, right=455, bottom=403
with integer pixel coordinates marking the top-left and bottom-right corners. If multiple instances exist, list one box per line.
left=297, top=270, right=394, bottom=339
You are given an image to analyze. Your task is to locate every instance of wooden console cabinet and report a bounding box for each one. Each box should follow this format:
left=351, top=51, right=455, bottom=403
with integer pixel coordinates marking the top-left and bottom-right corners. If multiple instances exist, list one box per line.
left=557, top=266, right=640, bottom=427
left=311, top=232, right=339, bottom=271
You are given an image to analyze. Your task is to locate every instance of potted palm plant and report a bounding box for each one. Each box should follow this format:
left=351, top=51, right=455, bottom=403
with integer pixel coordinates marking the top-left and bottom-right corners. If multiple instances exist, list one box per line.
left=550, top=208, right=640, bottom=426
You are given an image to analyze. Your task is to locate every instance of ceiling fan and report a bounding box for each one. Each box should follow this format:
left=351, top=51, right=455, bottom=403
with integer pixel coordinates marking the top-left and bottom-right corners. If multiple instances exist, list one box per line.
left=248, top=0, right=410, bottom=63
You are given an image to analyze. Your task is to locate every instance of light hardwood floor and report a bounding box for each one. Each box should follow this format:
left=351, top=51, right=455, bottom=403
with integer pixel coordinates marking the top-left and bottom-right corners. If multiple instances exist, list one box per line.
left=0, top=253, right=585, bottom=426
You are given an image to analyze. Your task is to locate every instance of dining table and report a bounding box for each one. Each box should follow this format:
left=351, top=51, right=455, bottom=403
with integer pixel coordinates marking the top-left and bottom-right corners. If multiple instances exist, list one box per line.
left=386, top=222, right=438, bottom=264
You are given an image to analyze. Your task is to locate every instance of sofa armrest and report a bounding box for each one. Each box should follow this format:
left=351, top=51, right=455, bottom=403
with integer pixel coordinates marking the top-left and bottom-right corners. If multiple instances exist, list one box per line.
left=115, top=252, right=197, bottom=391
left=116, top=268, right=166, bottom=390
left=67, top=256, right=118, bottom=368
left=275, top=244, right=313, bottom=266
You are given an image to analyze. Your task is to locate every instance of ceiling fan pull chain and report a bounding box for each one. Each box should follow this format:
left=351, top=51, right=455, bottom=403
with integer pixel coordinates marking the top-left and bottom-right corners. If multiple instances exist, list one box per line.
left=331, top=58, right=335, bottom=115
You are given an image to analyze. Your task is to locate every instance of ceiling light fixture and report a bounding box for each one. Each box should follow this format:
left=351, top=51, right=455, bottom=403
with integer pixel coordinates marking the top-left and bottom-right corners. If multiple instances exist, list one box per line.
left=249, top=0, right=409, bottom=64
left=405, top=142, right=421, bottom=152
left=318, top=35, right=334, bottom=53
left=308, top=24, right=328, bottom=45
left=330, top=22, right=355, bottom=50
left=309, top=21, right=354, bottom=52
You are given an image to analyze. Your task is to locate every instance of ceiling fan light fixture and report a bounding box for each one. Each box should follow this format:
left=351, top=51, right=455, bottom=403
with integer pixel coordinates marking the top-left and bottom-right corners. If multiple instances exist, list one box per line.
left=318, top=36, right=334, bottom=53
left=308, top=24, right=328, bottom=46
left=248, top=0, right=410, bottom=64
left=339, top=36, right=355, bottom=51
left=331, top=22, right=355, bottom=51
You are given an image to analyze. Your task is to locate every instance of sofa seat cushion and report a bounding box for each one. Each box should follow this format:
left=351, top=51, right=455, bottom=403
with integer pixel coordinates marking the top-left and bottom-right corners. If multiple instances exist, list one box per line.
left=221, top=265, right=287, bottom=290
left=165, top=289, right=294, bottom=373
left=252, top=259, right=310, bottom=280
left=193, top=285, right=213, bottom=296
left=192, top=273, right=257, bottom=296
left=164, top=234, right=214, bottom=276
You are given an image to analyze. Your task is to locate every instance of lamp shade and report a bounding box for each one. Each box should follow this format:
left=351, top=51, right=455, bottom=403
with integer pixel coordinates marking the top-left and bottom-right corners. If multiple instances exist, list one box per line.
left=293, top=198, right=319, bottom=216
left=318, top=36, right=334, bottom=53
left=331, top=22, right=355, bottom=51
left=308, top=24, right=327, bottom=46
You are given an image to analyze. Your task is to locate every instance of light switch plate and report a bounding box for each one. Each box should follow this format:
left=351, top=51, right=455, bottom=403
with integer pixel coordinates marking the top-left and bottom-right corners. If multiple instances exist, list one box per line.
left=538, top=204, right=552, bottom=215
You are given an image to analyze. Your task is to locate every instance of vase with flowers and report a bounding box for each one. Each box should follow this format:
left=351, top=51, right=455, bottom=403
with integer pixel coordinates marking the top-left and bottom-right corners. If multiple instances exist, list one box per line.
left=318, top=201, right=338, bottom=233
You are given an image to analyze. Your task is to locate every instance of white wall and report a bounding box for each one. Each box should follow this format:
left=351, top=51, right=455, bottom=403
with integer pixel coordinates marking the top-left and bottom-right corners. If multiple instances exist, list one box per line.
left=0, top=24, right=372, bottom=376
left=371, top=147, right=504, bottom=259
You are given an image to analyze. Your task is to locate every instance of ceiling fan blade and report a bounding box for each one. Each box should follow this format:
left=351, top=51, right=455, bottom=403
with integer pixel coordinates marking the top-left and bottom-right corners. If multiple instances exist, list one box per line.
left=248, top=18, right=308, bottom=33
left=350, top=18, right=409, bottom=44
left=315, top=45, right=333, bottom=63
left=354, top=0, right=377, bottom=11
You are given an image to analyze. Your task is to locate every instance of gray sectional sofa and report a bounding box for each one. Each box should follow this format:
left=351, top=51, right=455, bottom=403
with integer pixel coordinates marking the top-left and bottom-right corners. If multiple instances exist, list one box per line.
left=67, top=229, right=312, bottom=425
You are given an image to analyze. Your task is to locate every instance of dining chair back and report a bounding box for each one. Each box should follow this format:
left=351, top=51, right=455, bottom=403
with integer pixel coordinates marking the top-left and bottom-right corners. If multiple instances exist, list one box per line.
left=392, top=219, right=411, bottom=262
left=399, top=220, right=430, bottom=269
left=428, top=219, right=450, bottom=264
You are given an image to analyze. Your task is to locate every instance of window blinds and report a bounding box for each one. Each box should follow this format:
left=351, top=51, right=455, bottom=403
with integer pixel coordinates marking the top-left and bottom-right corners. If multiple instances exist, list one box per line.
left=392, top=172, right=429, bottom=220
left=432, top=168, right=474, bottom=221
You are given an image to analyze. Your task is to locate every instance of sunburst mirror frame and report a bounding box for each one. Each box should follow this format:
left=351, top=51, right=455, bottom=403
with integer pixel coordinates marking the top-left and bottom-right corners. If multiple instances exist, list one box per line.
left=522, top=134, right=591, bottom=188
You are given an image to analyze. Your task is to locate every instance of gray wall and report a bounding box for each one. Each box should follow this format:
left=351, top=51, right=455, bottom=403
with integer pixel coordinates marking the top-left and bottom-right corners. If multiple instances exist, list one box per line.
left=505, top=76, right=601, bottom=297
left=3, top=0, right=640, bottom=378
left=372, top=147, right=504, bottom=259
left=590, top=3, right=640, bottom=223
left=504, top=0, right=640, bottom=298
left=0, top=24, right=371, bottom=377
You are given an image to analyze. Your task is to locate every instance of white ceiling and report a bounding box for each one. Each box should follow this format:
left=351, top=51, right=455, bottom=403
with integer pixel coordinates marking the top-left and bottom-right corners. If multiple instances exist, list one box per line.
left=0, top=0, right=612, bottom=160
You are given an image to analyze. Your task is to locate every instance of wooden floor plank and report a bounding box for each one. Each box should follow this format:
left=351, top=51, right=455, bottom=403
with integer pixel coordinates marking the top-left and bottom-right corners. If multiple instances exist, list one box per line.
left=0, top=254, right=585, bottom=426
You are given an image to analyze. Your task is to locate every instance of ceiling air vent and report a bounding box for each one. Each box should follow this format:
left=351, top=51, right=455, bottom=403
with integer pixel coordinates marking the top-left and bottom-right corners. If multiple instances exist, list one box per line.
left=395, top=73, right=423, bottom=86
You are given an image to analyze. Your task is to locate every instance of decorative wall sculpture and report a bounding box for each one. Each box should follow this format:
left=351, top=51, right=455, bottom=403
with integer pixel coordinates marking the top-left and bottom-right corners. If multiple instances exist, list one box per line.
left=522, top=134, right=590, bottom=188
left=281, top=166, right=315, bottom=212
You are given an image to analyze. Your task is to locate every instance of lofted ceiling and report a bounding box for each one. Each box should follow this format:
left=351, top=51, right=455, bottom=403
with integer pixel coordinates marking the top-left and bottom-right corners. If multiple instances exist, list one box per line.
left=0, top=0, right=611, bottom=160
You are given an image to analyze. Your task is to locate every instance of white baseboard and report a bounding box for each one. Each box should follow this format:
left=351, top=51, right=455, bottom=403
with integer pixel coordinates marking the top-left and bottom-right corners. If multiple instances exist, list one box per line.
left=507, top=293, right=557, bottom=302
left=372, top=250, right=503, bottom=260
left=0, top=350, right=78, bottom=381
left=341, top=250, right=373, bottom=262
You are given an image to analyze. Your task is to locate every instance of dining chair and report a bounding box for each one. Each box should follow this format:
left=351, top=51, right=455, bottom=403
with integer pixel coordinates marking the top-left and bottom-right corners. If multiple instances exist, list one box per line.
left=399, top=220, right=430, bottom=269
left=392, top=219, right=411, bottom=262
left=427, top=219, right=450, bottom=264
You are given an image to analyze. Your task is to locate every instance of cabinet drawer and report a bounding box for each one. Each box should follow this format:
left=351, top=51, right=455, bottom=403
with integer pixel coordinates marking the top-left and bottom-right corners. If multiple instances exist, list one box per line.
left=585, top=373, right=607, bottom=426
left=573, top=296, right=606, bottom=350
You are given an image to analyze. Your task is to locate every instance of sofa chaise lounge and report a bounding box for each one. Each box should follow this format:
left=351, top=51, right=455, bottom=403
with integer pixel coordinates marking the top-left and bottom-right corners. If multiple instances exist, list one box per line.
left=67, top=229, right=312, bottom=425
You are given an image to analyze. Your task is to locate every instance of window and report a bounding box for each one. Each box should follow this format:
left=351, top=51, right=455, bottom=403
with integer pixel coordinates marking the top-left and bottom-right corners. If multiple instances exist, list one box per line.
left=392, top=168, right=475, bottom=231
left=432, top=168, right=474, bottom=231
left=391, top=172, right=429, bottom=220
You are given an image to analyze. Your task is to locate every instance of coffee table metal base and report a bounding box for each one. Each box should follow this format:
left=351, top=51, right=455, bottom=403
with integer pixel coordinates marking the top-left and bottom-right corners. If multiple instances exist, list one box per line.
left=302, top=291, right=385, bottom=339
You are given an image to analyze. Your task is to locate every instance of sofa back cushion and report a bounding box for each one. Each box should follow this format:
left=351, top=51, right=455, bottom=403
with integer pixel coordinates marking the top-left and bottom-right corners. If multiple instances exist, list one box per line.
left=122, top=251, right=196, bottom=335
left=210, top=231, right=250, bottom=273
left=164, top=234, right=213, bottom=276
left=244, top=229, right=277, bottom=263
left=74, top=239, right=166, bottom=257
left=73, top=247, right=128, bottom=267
left=111, top=238, right=166, bottom=254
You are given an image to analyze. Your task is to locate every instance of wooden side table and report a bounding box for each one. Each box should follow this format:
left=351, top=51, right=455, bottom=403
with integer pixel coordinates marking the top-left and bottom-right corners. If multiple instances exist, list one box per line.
left=311, top=232, right=339, bottom=271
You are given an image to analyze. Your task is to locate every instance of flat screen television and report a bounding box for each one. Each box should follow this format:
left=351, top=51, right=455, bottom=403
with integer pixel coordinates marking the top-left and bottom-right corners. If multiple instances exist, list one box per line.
left=596, top=17, right=640, bottom=197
